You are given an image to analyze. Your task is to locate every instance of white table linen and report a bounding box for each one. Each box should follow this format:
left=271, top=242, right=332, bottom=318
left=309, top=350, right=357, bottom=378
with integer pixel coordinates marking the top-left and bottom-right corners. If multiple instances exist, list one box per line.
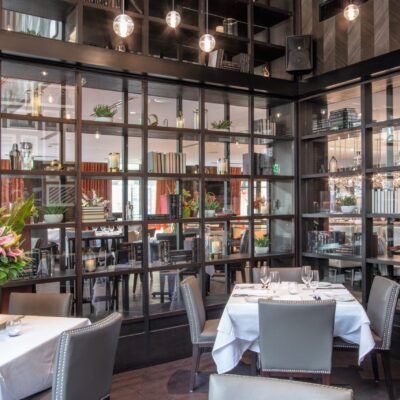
left=0, top=315, right=90, bottom=400
left=212, top=284, right=375, bottom=374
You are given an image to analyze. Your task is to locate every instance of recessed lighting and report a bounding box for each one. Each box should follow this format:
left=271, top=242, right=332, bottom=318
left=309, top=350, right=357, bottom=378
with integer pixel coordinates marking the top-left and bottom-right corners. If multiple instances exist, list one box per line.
left=153, top=98, right=171, bottom=104
left=95, top=130, right=101, bottom=139
left=41, top=71, right=48, bottom=77
left=130, top=111, right=136, bottom=115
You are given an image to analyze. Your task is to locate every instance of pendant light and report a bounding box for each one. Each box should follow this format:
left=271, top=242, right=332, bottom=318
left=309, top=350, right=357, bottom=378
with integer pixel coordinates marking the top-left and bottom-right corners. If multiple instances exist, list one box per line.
left=113, top=0, right=134, bottom=38
left=199, top=0, right=215, bottom=52
left=344, top=1, right=359, bottom=21
left=166, top=0, right=181, bottom=28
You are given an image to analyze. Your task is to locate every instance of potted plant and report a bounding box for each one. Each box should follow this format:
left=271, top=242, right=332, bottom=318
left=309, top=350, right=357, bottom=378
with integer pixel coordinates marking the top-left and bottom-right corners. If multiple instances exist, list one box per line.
left=340, top=196, right=357, bottom=213
left=211, top=120, right=232, bottom=132
left=182, top=189, right=199, bottom=218
left=205, top=192, right=220, bottom=217
left=93, top=104, right=117, bottom=122
left=42, top=205, right=66, bottom=224
left=254, top=236, right=270, bottom=255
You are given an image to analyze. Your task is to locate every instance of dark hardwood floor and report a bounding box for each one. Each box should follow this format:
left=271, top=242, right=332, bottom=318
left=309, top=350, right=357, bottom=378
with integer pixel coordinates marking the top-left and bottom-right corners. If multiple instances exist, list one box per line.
left=111, top=351, right=400, bottom=400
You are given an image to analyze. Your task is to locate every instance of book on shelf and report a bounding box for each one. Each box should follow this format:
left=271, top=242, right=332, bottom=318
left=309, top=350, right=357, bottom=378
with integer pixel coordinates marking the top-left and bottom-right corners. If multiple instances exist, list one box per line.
left=372, top=188, right=400, bottom=214
left=148, top=151, right=187, bottom=174
left=208, top=49, right=224, bottom=68
left=232, top=53, right=250, bottom=73
left=243, top=153, right=274, bottom=175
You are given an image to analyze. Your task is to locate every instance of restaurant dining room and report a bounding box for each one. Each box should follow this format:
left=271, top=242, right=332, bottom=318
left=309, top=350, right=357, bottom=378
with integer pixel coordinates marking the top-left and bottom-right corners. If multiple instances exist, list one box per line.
left=0, top=0, right=400, bottom=399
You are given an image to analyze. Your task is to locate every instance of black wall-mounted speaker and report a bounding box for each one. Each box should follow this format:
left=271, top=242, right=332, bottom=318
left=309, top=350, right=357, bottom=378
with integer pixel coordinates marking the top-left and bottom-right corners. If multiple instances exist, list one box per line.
left=286, top=35, right=313, bottom=73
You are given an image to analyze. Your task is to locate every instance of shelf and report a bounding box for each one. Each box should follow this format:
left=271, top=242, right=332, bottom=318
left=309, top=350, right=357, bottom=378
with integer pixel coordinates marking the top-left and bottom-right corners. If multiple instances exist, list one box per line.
left=253, top=41, right=286, bottom=64
left=252, top=2, right=291, bottom=29
left=254, top=175, right=294, bottom=180
left=25, top=222, right=76, bottom=229
left=366, top=213, right=400, bottom=219
left=148, top=16, right=199, bottom=33
left=204, top=216, right=250, bottom=222
left=301, top=126, right=361, bottom=141
left=205, top=129, right=250, bottom=138
left=0, top=169, right=76, bottom=176
left=82, top=2, right=144, bottom=20
left=366, top=117, right=400, bottom=129
left=204, top=253, right=251, bottom=266
left=149, top=261, right=202, bottom=271
left=204, top=174, right=250, bottom=180
left=146, top=217, right=200, bottom=224
left=149, top=126, right=200, bottom=135
left=212, top=31, right=249, bottom=55
left=0, top=113, right=75, bottom=124
left=82, top=220, right=143, bottom=228
left=2, top=269, right=77, bottom=288
left=302, top=252, right=362, bottom=262
left=302, top=213, right=361, bottom=219
left=366, top=166, right=400, bottom=174
left=82, top=264, right=142, bottom=278
left=301, top=170, right=361, bottom=179
left=147, top=173, right=200, bottom=179
left=253, top=251, right=294, bottom=259
left=366, top=256, right=400, bottom=266
left=253, top=134, right=294, bottom=141
left=81, top=171, right=142, bottom=178
left=253, top=214, right=294, bottom=220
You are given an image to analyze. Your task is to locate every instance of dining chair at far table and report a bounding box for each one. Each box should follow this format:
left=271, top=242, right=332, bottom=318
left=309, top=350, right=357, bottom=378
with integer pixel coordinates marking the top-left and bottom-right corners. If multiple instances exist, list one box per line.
left=258, top=299, right=336, bottom=385
left=180, top=276, right=220, bottom=392
left=333, top=275, right=400, bottom=400
left=9, top=293, right=73, bottom=317
left=253, top=267, right=302, bottom=283
left=209, top=374, right=353, bottom=400
left=31, top=312, right=122, bottom=400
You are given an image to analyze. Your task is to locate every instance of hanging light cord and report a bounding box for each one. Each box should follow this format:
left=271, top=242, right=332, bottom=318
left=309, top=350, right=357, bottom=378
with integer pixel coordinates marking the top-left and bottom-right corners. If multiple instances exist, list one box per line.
left=122, top=0, right=125, bottom=14
left=206, top=0, right=209, bottom=33
left=172, top=0, right=175, bottom=11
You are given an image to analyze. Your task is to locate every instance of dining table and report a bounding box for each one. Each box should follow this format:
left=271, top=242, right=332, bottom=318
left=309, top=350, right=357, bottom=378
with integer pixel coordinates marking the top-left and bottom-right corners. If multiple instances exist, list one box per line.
left=0, top=314, right=90, bottom=400
left=212, top=283, right=376, bottom=374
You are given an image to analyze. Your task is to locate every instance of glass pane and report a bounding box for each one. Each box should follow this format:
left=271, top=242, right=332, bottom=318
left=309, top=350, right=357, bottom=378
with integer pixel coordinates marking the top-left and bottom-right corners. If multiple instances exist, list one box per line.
left=372, top=126, right=400, bottom=169
left=372, top=75, right=400, bottom=122
left=370, top=173, right=400, bottom=214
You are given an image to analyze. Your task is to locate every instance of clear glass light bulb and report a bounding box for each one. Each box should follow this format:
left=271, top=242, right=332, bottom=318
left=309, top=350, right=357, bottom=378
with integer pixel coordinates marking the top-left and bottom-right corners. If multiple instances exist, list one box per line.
left=113, top=13, right=134, bottom=38
left=344, top=4, right=359, bottom=21
left=95, top=130, right=101, bottom=139
left=199, top=33, right=216, bottom=53
left=166, top=10, right=181, bottom=28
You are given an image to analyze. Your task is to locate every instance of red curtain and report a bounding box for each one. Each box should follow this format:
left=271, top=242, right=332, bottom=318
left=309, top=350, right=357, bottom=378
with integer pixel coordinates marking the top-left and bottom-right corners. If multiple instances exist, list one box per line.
left=155, top=180, right=176, bottom=214
left=81, top=163, right=111, bottom=204
left=230, top=167, right=242, bottom=215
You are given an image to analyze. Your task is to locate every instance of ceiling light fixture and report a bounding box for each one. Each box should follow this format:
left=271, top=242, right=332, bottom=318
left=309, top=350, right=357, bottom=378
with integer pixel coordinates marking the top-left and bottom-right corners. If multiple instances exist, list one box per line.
left=166, top=0, right=181, bottom=28
left=344, top=1, right=359, bottom=21
left=95, top=129, right=101, bottom=139
left=113, top=0, right=134, bottom=38
left=199, top=0, right=215, bottom=52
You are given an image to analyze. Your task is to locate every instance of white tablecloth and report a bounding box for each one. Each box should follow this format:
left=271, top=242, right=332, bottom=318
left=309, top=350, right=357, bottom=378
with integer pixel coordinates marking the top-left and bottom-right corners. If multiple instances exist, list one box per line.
left=212, top=284, right=375, bottom=374
left=0, top=315, right=90, bottom=400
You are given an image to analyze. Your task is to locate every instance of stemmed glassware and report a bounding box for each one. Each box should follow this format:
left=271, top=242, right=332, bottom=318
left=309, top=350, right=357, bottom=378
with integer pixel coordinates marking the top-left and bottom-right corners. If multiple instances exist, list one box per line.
left=259, top=266, right=270, bottom=288
left=310, top=270, right=320, bottom=297
left=301, top=265, right=312, bottom=288
left=270, top=271, right=280, bottom=295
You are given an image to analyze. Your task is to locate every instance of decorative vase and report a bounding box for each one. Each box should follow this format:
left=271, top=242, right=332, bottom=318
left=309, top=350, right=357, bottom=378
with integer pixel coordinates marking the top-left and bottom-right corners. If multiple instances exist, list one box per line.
left=255, top=246, right=269, bottom=255
left=95, top=116, right=113, bottom=122
left=44, top=214, right=63, bottom=224
left=205, top=210, right=215, bottom=218
left=341, top=205, right=355, bottom=214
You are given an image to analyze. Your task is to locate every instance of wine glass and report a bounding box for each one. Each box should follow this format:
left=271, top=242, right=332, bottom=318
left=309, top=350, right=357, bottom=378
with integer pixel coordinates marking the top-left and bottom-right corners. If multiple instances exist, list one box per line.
left=259, top=266, right=270, bottom=288
left=301, top=265, right=312, bottom=288
left=6, top=319, right=22, bottom=337
left=270, top=271, right=280, bottom=294
left=310, top=270, right=320, bottom=297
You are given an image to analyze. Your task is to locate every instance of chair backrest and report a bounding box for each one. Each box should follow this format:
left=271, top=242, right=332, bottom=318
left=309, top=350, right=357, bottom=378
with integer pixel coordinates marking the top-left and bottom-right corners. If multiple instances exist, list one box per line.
left=253, top=267, right=302, bottom=283
left=209, top=374, right=353, bottom=400
left=9, top=293, right=72, bottom=317
left=367, top=276, right=400, bottom=349
left=258, top=300, right=336, bottom=374
left=52, top=312, right=122, bottom=400
left=180, top=276, right=206, bottom=344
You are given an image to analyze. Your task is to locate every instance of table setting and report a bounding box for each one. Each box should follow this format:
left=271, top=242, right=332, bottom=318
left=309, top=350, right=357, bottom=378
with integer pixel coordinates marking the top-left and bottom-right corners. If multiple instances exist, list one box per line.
left=212, top=267, right=375, bottom=374
left=0, top=314, right=90, bottom=400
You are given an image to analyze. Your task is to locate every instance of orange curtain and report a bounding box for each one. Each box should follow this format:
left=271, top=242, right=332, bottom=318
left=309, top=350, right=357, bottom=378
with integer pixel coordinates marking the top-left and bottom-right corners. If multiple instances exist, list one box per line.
left=1, top=160, right=25, bottom=207
left=81, top=162, right=111, bottom=204
left=230, top=167, right=242, bottom=215
left=155, top=180, right=176, bottom=214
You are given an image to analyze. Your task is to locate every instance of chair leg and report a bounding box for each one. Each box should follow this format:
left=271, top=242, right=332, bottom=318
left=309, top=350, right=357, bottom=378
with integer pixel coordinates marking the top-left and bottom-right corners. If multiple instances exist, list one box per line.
left=381, top=351, right=395, bottom=400
left=371, top=351, right=379, bottom=382
left=322, top=374, right=331, bottom=385
left=189, top=344, right=200, bottom=392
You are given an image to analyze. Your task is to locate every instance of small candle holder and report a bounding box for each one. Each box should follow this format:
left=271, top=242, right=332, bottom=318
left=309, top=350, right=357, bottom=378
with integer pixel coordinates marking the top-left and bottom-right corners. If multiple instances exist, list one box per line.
left=108, top=152, right=120, bottom=172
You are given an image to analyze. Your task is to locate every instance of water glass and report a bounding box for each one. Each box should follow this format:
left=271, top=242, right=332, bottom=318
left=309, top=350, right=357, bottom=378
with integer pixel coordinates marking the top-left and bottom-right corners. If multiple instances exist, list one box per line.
left=6, top=319, right=22, bottom=337
left=301, top=265, right=312, bottom=287
left=310, top=270, right=320, bottom=295
left=259, top=266, right=270, bottom=288
left=288, top=282, right=299, bottom=295
left=270, top=271, right=280, bottom=294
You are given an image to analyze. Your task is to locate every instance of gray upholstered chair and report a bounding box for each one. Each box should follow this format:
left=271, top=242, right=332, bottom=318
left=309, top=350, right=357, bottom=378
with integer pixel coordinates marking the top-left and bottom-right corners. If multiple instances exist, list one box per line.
left=180, top=276, right=220, bottom=392
left=9, top=293, right=72, bottom=317
left=32, top=312, right=122, bottom=400
left=258, top=299, right=336, bottom=385
left=334, top=276, right=400, bottom=400
left=209, top=374, right=353, bottom=400
left=253, top=267, right=302, bottom=283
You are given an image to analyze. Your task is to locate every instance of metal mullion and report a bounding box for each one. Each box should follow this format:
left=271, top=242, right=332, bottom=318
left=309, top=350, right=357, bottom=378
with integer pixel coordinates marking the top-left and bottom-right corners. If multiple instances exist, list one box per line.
left=249, top=94, right=255, bottom=279
left=293, top=100, right=300, bottom=267
left=200, top=87, right=206, bottom=299
left=123, top=78, right=129, bottom=242
left=247, top=0, right=254, bottom=75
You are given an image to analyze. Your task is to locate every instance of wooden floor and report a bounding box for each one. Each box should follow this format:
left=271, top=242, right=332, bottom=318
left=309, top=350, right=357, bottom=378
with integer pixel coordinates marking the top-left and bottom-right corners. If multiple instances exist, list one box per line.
left=111, top=351, right=400, bottom=400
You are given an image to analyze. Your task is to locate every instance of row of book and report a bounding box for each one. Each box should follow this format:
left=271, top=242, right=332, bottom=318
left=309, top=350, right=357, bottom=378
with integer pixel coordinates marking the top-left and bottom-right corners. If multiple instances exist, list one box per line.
left=147, top=152, right=187, bottom=174
left=312, top=107, right=361, bottom=133
left=372, top=188, right=400, bottom=214
left=82, top=206, right=106, bottom=222
left=208, top=50, right=250, bottom=73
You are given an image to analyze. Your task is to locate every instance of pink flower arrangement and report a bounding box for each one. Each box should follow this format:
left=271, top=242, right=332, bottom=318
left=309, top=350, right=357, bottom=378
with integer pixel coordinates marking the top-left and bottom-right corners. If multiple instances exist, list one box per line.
left=0, top=195, right=35, bottom=285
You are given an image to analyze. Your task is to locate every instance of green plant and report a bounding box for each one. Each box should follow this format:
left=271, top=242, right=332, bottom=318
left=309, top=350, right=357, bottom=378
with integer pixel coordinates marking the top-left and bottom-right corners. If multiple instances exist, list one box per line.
left=41, top=205, right=66, bottom=215
left=205, top=192, right=220, bottom=211
left=341, top=196, right=357, bottom=206
left=25, top=29, right=41, bottom=36
left=211, top=120, right=232, bottom=130
left=93, top=104, right=117, bottom=118
left=255, top=236, right=269, bottom=247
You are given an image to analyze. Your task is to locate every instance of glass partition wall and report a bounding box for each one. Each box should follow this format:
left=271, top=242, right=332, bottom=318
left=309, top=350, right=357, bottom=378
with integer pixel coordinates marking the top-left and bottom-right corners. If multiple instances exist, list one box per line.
left=0, top=58, right=295, bottom=320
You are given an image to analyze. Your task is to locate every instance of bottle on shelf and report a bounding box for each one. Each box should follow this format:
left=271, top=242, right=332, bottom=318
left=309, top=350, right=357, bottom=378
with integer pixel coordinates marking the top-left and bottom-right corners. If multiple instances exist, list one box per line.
left=353, top=151, right=361, bottom=170
left=329, top=156, right=338, bottom=173
left=20, top=142, right=34, bottom=170
left=176, top=111, right=185, bottom=128
left=9, top=144, right=21, bottom=170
